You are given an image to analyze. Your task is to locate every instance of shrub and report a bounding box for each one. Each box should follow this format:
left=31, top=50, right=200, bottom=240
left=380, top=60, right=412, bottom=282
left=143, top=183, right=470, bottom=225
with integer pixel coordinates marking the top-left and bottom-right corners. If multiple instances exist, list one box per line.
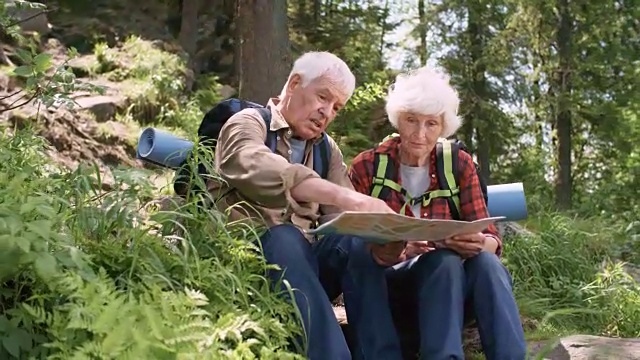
left=0, top=128, right=304, bottom=359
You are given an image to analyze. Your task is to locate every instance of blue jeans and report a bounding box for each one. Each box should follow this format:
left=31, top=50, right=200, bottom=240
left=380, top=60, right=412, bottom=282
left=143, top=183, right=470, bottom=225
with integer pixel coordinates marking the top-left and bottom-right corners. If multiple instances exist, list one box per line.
left=386, top=249, right=527, bottom=360
left=260, top=224, right=403, bottom=360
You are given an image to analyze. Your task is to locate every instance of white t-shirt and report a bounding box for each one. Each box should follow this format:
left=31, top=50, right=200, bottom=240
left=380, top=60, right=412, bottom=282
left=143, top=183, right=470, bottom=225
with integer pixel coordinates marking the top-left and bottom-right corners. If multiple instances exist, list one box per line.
left=400, top=164, right=431, bottom=217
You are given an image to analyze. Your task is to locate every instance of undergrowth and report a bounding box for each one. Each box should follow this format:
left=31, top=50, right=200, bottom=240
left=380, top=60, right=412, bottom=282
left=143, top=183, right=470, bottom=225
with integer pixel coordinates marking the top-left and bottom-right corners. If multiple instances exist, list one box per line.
left=503, top=212, right=640, bottom=340
left=92, top=36, right=222, bottom=138
left=0, top=129, right=304, bottom=359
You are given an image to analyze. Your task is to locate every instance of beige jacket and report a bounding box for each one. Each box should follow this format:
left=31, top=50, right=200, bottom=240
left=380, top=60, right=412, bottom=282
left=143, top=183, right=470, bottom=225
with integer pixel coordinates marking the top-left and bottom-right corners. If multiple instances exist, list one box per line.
left=207, top=98, right=353, bottom=240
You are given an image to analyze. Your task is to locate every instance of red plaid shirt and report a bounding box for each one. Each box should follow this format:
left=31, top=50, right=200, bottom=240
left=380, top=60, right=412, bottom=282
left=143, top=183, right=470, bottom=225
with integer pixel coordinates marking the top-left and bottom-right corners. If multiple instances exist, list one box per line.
left=348, top=136, right=502, bottom=256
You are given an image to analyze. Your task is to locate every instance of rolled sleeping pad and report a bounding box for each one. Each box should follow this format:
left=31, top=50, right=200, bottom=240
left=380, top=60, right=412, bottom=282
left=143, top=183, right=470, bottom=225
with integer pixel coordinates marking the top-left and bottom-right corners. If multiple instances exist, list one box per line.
left=134, top=128, right=528, bottom=221
left=136, top=127, right=194, bottom=169
left=486, top=182, right=527, bottom=221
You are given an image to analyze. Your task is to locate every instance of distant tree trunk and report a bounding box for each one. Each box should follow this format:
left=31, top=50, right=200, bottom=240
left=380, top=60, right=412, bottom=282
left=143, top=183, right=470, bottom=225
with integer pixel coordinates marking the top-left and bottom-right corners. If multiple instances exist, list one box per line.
left=378, top=0, right=389, bottom=67
left=417, top=0, right=427, bottom=65
left=554, top=0, right=573, bottom=210
left=179, top=0, right=199, bottom=90
left=237, top=0, right=292, bottom=104
left=467, top=3, right=491, bottom=183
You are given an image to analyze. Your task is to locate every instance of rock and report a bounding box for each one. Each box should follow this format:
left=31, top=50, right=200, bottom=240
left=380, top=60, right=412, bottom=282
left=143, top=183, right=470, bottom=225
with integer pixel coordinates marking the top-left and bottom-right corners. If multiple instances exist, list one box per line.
left=4, top=0, right=51, bottom=35
left=219, top=84, right=236, bottom=99
left=333, top=306, right=347, bottom=326
left=530, top=335, right=640, bottom=360
left=219, top=53, right=234, bottom=67
left=497, top=221, right=534, bottom=239
left=74, top=95, right=124, bottom=122
left=67, top=55, right=97, bottom=78
left=624, top=263, right=640, bottom=283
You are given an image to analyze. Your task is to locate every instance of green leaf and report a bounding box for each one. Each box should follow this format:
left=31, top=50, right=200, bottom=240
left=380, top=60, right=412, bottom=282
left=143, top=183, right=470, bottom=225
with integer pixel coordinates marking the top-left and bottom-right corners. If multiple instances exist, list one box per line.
left=12, top=65, right=33, bottom=77
left=34, top=252, right=56, bottom=280
left=14, top=237, right=30, bottom=253
left=33, top=53, right=52, bottom=73
left=26, top=220, right=53, bottom=239
left=14, top=48, right=32, bottom=63
left=2, top=332, right=20, bottom=358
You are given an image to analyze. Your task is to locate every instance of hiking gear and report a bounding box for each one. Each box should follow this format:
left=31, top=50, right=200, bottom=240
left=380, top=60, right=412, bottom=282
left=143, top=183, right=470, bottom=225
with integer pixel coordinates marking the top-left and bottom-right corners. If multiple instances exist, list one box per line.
left=173, top=98, right=332, bottom=199
left=369, top=134, right=488, bottom=220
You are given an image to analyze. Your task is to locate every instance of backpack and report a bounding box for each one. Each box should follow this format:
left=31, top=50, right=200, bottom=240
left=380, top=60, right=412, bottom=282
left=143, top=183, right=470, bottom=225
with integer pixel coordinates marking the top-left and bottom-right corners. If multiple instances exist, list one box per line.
left=173, top=98, right=332, bottom=200
left=369, top=134, right=488, bottom=220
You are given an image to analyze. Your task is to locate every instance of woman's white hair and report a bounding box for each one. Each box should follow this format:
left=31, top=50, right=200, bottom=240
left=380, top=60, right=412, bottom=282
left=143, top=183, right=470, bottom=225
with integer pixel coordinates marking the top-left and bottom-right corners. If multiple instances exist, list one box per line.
left=283, top=51, right=356, bottom=100
left=385, top=66, right=462, bottom=138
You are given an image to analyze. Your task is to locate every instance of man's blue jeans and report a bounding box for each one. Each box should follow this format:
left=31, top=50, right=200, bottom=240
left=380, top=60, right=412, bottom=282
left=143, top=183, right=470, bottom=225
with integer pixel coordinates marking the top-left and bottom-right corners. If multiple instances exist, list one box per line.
left=387, top=249, right=527, bottom=360
left=259, top=224, right=403, bottom=360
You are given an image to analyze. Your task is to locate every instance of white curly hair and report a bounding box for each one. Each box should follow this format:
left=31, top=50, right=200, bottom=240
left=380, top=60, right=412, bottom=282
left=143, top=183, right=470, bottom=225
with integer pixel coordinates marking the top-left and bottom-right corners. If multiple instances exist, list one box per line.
left=281, top=51, right=356, bottom=100
left=385, top=66, right=462, bottom=138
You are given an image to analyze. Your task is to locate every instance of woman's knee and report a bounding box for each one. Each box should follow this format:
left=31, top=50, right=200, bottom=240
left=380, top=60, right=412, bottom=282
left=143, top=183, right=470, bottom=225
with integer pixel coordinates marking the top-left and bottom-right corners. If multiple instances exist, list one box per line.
left=464, top=251, right=505, bottom=273
left=464, top=251, right=512, bottom=283
left=416, top=248, right=465, bottom=276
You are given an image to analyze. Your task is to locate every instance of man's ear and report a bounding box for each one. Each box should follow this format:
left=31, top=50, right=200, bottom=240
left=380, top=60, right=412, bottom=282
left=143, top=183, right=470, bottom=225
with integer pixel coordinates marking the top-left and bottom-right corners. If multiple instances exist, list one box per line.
left=287, top=74, right=302, bottom=92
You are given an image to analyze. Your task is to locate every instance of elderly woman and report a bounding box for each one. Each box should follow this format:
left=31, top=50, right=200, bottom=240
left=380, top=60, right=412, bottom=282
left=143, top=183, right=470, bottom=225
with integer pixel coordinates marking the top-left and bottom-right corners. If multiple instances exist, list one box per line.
left=348, top=66, right=527, bottom=360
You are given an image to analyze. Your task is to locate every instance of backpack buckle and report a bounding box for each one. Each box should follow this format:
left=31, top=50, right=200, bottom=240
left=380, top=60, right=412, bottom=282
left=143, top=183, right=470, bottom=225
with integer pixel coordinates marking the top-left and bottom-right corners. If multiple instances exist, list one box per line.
left=372, top=177, right=385, bottom=185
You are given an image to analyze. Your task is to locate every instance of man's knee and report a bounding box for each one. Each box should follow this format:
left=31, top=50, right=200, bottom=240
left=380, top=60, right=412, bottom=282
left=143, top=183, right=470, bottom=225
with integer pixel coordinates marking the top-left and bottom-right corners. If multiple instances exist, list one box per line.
left=260, top=224, right=314, bottom=268
left=315, top=234, right=370, bottom=266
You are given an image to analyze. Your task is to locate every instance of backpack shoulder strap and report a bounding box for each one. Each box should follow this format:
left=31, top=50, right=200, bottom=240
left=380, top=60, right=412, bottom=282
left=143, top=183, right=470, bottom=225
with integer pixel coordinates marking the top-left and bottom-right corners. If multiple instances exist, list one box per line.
left=370, top=152, right=400, bottom=200
left=435, top=138, right=462, bottom=220
left=312, top=133, right=331, bottom=179
left=256, top=107, right=277, bottom=152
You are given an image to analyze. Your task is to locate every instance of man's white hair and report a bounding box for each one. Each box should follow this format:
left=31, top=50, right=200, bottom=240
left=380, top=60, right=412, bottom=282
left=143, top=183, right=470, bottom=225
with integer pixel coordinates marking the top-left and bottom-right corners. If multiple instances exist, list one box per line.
left=283, top=51, right=356, bottom=100
left=385, top=66, right=462, bottom=138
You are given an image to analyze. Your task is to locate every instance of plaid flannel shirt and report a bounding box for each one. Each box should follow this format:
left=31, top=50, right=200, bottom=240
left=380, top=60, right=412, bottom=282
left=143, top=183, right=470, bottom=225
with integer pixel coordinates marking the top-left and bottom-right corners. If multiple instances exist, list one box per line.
left=348, top=136, right=502, bottom=256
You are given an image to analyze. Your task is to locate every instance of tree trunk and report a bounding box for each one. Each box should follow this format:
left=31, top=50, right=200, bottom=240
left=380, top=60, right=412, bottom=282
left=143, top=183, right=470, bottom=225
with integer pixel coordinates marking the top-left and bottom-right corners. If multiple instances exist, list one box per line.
left=554, top=0, right=573, bottom=210
left=178, top=0, right=200, bottom=90
left=237, top=0, right=292, bottom=104
left=467, top=3, right=491, bottom=183
left=417, top=0, right=427, bottom=65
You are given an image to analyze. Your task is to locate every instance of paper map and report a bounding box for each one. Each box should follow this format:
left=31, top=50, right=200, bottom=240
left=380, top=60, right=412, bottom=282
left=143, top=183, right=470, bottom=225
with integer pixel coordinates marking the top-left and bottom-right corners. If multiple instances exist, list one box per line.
left=306, top=212, right=504, bottom=244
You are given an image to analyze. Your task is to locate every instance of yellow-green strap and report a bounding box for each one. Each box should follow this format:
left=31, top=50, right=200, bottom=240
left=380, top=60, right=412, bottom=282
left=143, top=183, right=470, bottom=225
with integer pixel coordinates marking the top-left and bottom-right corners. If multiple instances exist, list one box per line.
left=441, top=140, right=461, bottom=215
left=371, top=154, right=401, bottom=197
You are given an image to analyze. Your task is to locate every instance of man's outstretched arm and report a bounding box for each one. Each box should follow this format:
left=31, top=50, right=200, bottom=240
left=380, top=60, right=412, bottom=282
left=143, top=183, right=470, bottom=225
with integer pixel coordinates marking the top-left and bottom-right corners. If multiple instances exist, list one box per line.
left=217, top=110, right=387, bottom=215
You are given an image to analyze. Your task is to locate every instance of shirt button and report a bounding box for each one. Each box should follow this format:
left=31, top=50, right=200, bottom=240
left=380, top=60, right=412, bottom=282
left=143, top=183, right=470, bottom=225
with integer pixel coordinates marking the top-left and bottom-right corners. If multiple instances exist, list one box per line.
left=287, top=149, right=292, bottom=154
left=431, top=174, right=435, bottom=178
left=276, top=136, right=281, bottom=140
left=423, top=212, right=428, bottom=217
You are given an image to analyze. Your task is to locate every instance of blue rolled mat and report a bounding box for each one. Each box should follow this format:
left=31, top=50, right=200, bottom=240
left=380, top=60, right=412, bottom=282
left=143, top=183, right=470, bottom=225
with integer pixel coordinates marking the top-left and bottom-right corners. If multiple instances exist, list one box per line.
left=136, top=127, right=194, bottom=169
left=486, top=182, right=527, bottom=221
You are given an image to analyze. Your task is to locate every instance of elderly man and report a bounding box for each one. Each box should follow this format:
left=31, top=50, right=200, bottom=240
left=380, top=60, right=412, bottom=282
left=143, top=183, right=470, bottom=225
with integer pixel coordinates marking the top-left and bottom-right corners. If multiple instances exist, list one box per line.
left=348, top=66, right=527, bottom=360
left=209, top=51, right=406, bottom=360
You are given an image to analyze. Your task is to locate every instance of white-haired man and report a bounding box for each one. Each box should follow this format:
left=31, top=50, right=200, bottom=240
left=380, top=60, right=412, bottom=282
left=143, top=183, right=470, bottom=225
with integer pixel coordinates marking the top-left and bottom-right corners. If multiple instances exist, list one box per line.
left=349, top=66, right=527, bottom=359
left=209, top=51, right=406, bottom=360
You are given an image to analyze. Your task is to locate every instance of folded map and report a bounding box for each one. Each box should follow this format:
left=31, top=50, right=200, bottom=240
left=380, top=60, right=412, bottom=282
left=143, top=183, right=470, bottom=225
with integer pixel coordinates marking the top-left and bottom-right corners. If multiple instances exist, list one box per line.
left=306, top=211, right=505, bottom=244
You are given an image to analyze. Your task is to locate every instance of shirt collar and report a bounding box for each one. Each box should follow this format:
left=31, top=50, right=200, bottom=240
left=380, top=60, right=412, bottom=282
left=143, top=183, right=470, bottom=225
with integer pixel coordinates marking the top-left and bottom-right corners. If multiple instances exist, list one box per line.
left=266, top=97, right=325, bottom=144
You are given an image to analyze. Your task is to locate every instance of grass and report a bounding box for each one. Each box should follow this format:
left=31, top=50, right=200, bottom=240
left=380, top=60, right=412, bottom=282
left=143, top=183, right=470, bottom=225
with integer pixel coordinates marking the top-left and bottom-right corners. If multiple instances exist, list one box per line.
left=503, top=212, right=640, bottom=341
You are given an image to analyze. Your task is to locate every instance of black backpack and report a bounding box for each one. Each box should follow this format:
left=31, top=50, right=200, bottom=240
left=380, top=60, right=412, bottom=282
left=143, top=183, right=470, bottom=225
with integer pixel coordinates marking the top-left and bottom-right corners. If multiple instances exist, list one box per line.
left=173, top=98, right=332, bottom=200
left=370, top=135, right=488, bottom=220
